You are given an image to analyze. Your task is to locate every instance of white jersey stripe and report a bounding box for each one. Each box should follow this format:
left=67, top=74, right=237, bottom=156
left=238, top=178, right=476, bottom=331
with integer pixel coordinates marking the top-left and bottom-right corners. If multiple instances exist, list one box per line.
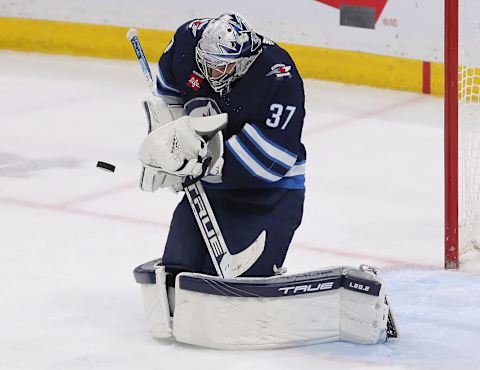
left=227, top=136, right=282, bottom=182
left=284, top=163, right=306, bottom=177
left=156, top=66, right=180, bottom=94
left=243, top=124, right=297, bottom=168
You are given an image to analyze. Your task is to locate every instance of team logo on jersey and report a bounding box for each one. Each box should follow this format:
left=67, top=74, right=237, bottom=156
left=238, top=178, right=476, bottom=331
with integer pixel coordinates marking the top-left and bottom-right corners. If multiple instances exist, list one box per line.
left=266, top=64, right=292, bottom=78
left=186, top=71, right=204, bottom=91
left=189, top=18, right=210, bottom=37
left=185, top=97, right=222, bottom=117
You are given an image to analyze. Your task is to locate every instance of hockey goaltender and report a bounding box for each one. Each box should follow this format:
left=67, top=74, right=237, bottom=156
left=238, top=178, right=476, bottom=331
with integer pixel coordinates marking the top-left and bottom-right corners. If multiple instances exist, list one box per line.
left=129, top=12, right=398, bottom=349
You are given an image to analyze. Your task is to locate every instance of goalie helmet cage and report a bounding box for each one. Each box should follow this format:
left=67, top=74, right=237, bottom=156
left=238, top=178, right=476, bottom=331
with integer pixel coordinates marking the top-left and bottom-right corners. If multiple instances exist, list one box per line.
left=444, top=0, right=480, bottom=269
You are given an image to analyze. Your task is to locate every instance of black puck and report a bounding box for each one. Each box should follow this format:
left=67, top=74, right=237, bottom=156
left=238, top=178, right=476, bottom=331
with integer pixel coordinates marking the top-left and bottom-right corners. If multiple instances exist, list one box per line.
left=96, top=161, right=116, bottom=172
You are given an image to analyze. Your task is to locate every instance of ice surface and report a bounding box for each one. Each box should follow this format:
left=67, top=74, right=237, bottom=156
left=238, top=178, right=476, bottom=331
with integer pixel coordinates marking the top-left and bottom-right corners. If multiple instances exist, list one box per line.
left=0, top=51, right=479, bottom=370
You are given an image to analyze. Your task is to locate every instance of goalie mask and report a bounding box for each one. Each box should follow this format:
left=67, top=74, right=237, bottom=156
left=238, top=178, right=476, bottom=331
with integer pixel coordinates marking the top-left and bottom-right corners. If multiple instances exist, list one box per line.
left=195, top=12, right=263, bottom=96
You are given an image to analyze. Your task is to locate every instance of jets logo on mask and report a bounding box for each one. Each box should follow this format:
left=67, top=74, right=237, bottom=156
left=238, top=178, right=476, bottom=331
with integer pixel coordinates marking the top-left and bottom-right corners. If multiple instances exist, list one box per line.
left=266, top=64, right=292, bottom=78
left=189, top=18, right=211, bottom=37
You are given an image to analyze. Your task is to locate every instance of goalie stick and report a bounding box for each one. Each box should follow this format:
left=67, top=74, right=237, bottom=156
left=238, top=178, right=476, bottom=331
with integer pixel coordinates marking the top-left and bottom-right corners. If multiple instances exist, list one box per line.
left=127, top=29, right=266, bottom=278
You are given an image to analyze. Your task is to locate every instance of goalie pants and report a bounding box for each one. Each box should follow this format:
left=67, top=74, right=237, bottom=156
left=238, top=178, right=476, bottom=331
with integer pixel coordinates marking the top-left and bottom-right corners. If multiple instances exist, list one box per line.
left=162, top=187, right=305, bottom=277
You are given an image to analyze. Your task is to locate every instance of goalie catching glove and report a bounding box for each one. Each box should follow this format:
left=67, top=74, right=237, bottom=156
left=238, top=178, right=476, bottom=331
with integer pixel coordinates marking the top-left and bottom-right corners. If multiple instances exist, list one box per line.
left=138, top=97, right=227, bottom=192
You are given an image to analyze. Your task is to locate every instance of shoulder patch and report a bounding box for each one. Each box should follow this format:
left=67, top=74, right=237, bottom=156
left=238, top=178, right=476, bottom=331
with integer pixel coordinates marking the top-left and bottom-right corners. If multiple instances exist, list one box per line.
left=186, top=70, right=205, bottom=92
left=266, top=64, right=292, bottom=78
left=188, top=18, right=211, bottom=37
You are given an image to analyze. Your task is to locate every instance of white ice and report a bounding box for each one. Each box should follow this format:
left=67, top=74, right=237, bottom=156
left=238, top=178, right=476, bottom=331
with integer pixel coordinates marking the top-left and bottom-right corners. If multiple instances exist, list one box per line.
left=0, top=51, right=479, bottom=370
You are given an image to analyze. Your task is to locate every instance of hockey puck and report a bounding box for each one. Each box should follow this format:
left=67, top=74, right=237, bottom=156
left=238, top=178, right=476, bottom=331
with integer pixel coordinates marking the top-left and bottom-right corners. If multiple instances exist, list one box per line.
left=96, top=161, right=116, bottom=173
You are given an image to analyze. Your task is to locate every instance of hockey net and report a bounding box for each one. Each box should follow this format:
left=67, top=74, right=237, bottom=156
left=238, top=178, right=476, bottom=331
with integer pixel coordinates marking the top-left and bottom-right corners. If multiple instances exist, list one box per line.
left=445, top=0, right=480, bottom=268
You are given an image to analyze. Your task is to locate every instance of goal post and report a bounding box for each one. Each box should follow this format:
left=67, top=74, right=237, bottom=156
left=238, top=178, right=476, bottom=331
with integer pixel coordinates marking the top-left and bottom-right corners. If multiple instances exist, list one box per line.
left=444, top=0, right=480, bottom=269
left=444, top=0, right=459, bottom=269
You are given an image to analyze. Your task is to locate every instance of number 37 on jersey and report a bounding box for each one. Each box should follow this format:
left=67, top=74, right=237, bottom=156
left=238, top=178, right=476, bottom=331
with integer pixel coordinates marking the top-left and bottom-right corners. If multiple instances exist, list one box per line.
left=266, top=103, right=296, bottom=130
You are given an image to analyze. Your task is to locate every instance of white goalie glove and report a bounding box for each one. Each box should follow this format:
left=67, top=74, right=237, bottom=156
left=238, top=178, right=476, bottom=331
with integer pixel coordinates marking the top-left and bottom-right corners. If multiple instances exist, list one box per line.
left=139, top=114, right=227, bottom=177
left=139, top=96, right=227, bottom=192
left=139, top=96, right=185, bottom=192
left=138, top=97, right=227, bottom=192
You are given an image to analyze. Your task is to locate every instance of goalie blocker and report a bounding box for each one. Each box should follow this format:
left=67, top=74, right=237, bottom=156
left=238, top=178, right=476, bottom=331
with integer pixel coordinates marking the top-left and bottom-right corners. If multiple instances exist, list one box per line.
left=133, top=259, right=398, bottom=349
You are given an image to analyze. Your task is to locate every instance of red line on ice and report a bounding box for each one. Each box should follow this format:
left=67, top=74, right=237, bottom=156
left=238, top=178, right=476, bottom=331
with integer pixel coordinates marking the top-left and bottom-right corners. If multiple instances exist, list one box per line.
left=0, top=94, right=437, bottom=269
left=293, top=241, right=440, bottom=270
left=304, top=95, right=424, bottom=135
left=55, top=181, right=138, bottom=207
left=0, top=194, right=437, bottom=269
left=0, top=196, right=168, bottom=228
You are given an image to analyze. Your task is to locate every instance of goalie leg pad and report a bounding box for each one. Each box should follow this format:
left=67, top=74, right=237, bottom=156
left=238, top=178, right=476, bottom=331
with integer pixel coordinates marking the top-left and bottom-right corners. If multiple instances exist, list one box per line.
left=134, top=259, right=172, bottom=338
left=339, top=268, right=390, bottom=344
left=133, top=262, right=397, bottom=348
left=173, top=272, right=341, bottom=349
left=172, top=267, right=394, bottom=349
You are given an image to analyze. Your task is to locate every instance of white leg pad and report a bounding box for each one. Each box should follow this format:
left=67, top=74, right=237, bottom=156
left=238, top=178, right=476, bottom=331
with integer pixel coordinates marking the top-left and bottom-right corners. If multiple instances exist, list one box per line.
left=173, top=288, right=341, bottom=349
left=134, top=263, right=396, bottom=348
left=339, top=269, right=389, bottom=344
left=171, top=267, right=393, bottom=349
left=139, top=266, right=172, bottom=338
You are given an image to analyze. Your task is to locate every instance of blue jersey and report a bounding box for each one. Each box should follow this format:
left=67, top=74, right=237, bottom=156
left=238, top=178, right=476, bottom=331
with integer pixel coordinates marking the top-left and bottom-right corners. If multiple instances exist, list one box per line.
left=156, top=19, right=306, bottom=190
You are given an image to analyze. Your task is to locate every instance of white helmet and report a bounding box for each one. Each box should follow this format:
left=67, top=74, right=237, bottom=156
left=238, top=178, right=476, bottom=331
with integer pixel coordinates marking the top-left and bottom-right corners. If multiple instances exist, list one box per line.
left=195, top=12, right=263, bottom=95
